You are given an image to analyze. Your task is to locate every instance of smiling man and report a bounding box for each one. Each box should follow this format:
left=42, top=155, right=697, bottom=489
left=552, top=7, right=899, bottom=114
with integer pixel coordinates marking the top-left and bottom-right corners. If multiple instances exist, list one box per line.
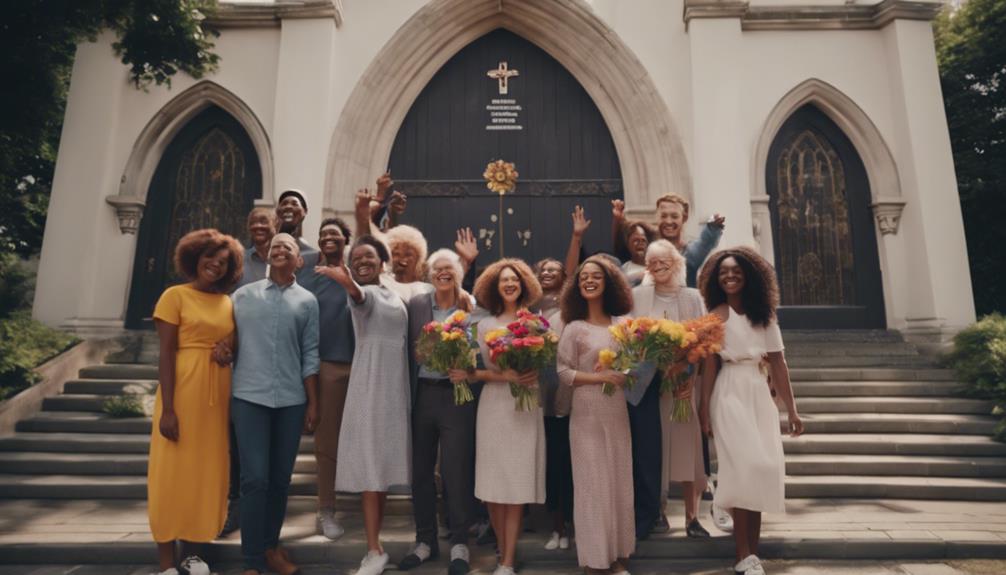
left=231, top=233, right=320, bottom=575
left=275, top=189, right=319, bottom=258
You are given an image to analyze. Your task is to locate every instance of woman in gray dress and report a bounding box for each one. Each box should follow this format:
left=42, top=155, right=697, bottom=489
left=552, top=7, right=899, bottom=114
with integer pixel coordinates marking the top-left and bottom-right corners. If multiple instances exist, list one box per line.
left=315, top=235, right=410, bottom=575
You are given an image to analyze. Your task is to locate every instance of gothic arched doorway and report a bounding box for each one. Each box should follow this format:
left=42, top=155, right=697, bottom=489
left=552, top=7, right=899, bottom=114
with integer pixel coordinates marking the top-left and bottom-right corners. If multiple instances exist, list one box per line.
left=125, top=106, right=262, bottom=328
left=766, top=104, right=885, bottom=329
left=388, top=28, right=622, bottom=263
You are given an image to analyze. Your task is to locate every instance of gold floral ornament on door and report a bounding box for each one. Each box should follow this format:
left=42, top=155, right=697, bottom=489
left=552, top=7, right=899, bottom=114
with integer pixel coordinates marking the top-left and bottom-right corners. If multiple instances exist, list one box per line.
left=484, top=159, right=519, bottom=258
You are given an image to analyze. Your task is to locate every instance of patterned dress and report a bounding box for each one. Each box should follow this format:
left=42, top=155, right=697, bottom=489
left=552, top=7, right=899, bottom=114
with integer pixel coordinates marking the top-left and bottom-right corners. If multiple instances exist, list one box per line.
left=474, top=315, right=546, bottom=504
left=557, top=320, right=635, bottom=568
left=335, top=284, right=411, bottom=492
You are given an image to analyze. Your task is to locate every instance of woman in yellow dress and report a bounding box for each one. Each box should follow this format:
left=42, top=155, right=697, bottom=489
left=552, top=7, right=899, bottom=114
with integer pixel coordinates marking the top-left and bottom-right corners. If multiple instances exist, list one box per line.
left=148, top=229, right=244, bottom=575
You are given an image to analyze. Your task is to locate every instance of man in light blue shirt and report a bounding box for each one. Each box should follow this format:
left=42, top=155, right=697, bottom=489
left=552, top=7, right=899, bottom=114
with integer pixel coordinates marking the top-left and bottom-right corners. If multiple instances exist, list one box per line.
left=231, top=232, right=319, bottom=575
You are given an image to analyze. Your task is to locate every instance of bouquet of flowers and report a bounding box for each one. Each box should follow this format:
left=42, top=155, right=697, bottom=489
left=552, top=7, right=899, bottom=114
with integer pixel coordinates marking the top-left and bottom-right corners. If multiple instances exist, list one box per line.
left=662, top=314, right=726, bottom=421
left=598, top=317, right=688, bottom=396
left=416, top=310, right=478, bottom=405
left=484, top=309, right=559, bottom=411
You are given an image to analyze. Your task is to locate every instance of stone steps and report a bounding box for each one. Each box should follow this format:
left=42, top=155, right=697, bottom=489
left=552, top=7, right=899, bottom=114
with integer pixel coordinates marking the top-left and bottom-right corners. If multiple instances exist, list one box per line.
left=782, top=434, right=1006, bottom=457
left=0, top=431, right=318, bottom=455
left=795, top=397, right=993, bottom=415
left=784, top=454, right=1006, bottom=478
left=799, top=413, right=997, bottom=435
left=791, top=380, right=963, bottom=397
left=785, top=475, right=1006, bottom=501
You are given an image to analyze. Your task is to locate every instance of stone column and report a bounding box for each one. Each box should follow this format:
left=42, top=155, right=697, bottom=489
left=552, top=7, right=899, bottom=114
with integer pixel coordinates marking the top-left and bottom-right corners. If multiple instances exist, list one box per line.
left=32, top=35, right=131, bottom=332
left=686, top=12, right=754, bottom=248
left=271, top=17, right=338, bottom=246
left=883, top=19, right=976, bottom=344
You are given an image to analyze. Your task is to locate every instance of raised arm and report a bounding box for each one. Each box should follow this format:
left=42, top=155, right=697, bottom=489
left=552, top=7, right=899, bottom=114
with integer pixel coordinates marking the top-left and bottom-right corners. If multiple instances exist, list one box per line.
left=314, top=261, right=364, bottom=304
left=565, top=205, right=591, bottom=276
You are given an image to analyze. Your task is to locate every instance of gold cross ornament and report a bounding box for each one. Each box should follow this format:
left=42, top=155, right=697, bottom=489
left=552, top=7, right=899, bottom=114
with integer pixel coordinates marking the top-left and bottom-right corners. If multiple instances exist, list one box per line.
left=487, top=61, right=519, bottom=95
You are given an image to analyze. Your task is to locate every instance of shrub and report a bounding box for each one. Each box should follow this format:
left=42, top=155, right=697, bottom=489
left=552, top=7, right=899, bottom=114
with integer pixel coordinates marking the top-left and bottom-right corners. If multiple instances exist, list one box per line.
left=948, top=313, right=1006, bottom=440
left=0, top=309, right=79, bottom=400
left=102, top=395, right=146, bottom=418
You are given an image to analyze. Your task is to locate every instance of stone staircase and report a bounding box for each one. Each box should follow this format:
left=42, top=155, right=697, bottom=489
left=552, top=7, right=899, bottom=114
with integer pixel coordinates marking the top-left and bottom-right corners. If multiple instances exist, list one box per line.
left=1, top=331, right=1005, bottom=502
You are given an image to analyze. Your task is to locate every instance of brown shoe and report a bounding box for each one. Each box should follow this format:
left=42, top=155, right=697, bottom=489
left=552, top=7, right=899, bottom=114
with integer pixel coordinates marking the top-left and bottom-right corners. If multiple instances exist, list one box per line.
left=265, top=547, right=300, bottom=575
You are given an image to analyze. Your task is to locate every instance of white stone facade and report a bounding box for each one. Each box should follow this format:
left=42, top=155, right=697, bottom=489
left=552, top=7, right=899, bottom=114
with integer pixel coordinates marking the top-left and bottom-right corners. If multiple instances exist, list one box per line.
left=33, top=0, right=975, bottom=342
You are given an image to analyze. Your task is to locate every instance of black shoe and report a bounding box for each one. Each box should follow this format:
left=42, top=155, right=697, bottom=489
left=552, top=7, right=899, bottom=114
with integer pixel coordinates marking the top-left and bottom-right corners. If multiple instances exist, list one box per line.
left=686, top=518, right=711, bottom=538
left=476, top=524, right=496, bottom=545
left=652, top=514, right=670, bottom=534
left=218, top=499, right=240, bottom=537
left=399, top=543, right=438, bottom=570
left=448, top=558, right=470, bottom=575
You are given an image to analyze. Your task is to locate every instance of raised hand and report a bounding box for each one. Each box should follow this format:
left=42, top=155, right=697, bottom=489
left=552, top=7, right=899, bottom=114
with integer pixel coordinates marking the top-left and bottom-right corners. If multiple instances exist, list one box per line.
left=376, top=172, right=393, bottom=197
left=387, top=190, right=407, bottom=216
left=708, top=213, right=726, bottom=229
left=315, top=262, right=354, bottom=285
left=355, top=188, right=376, bottom=217
left=611, top=199, right=626, bottom=221
left=454, top=227, right=479, bottom=264
left=572, top=205, right=592, bottom=237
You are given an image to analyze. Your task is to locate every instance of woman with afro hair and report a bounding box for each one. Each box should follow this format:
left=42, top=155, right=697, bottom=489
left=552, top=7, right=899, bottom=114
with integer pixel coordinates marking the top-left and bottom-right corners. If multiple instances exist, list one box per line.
left=697, top=247, right=804, bottom=575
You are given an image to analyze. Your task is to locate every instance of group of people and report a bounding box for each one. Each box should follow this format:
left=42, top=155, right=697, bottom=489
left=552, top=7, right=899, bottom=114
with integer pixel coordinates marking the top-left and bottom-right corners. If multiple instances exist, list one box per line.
left=146, top=176, right=804, bottom=575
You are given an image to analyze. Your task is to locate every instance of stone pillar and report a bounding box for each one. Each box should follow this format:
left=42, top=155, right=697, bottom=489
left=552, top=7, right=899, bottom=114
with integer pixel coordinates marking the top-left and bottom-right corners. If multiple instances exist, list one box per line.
left=33, top=35, right=131, bottom=331
left=270, top=17, right=338, bottom=247
left=687, top=14, right=753, bottom=248
left=883, top=19, right=976, bottom=344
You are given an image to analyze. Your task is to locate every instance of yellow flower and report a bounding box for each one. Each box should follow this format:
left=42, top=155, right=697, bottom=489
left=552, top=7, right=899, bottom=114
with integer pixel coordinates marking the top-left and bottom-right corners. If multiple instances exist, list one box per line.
left=449, top=310, right=468, bottom=324
left=484, top=328, right=509, bottom=343
left=598, top=349, right=617, bottom=369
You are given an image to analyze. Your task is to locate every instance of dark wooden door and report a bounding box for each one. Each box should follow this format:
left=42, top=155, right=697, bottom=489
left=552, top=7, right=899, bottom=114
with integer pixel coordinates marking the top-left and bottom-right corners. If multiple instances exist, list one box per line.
left=766, top=104, right=885, bottom=329
left=126, top=106, right=261, bottom=329
left=389, top=29, right=622, bottom=266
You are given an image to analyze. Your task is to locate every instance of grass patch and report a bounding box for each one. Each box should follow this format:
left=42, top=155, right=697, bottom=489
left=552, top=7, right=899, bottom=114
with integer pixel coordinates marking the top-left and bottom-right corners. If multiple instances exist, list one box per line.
left=102, top=395, right=146, bottom=418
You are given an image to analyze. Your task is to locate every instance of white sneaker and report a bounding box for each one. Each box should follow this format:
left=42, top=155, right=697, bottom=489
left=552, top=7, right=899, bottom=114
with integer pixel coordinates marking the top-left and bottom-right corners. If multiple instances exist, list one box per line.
left=492, top=566, right=515, bottom=575
left=712, top=503, right=734, bottom=532
left=179, top=556, right=210, bottom=575
left=317, top=508, right=345, bottom=540
left=544, top=531, right=560, bottom=550
left=734, top=554, right=765, bottom=575
left=559, top=535, right=570, bottom=549
left=357, top=549, right=390, bottom=575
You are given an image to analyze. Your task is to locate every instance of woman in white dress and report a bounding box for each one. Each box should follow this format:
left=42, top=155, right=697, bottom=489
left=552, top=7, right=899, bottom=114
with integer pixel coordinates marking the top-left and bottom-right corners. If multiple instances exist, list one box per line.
left=316, top=235, right=411, bottom=575
left=697, top=247, right=804, bottom=575
left=469, top=259, right=546, bottom=575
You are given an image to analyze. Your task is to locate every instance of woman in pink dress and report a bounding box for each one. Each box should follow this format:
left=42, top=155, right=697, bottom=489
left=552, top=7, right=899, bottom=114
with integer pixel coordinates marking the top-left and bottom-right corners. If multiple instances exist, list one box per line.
left=556, top=255, right=636, bottom=574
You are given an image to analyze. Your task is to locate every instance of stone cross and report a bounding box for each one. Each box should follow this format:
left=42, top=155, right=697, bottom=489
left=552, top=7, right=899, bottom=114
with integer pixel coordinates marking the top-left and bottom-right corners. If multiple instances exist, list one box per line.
left=487, top=61, right=519, bottom=95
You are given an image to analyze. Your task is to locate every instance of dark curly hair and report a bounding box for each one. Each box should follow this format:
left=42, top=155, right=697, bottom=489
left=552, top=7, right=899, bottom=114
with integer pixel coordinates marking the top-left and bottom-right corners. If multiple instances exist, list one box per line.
left=173, top=229, right=244, bottom=293
left=350, top=234, right=390, bottom=263
left=473, top=258, right=542, bottom=316
left=698, top=246, right=780, bottom=327
left=621, top=219, right=657, bottom=246
left=560, top=255, right=634, bottom=324
left=319, top=217, right=352, bottom=243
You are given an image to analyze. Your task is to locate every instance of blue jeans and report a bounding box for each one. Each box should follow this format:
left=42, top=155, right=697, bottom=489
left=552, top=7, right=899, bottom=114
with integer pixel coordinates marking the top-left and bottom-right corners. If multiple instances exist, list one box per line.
left=232, top=397, right=306, bottom=571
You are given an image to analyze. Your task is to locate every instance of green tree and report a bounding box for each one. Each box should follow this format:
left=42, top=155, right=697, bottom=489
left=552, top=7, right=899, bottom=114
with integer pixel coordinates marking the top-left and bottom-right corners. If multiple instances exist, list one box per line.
left=934, top=0, right=1006, bottom=315
left=0, top=0, right=220, bottom=257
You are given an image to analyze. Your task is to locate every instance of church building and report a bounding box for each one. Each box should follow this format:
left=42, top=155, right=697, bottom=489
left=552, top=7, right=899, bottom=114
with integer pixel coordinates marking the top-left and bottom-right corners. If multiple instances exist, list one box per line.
left=32, top=0, right=975, bottom=344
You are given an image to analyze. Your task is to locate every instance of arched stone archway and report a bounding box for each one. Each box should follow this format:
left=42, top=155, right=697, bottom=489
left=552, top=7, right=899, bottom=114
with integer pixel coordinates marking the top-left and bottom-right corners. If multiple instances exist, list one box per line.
left=324, top=0, right=689, bottom=215
left=107, top=80, right=274, bottom=233
left=751, top=78, right=904, bottom=263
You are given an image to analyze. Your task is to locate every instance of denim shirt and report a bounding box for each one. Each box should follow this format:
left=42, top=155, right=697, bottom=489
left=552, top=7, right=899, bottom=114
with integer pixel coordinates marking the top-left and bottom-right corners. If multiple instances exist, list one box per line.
left=684, top=223, right=723, bottom=288
left=232, top=278, right=320, bottom=408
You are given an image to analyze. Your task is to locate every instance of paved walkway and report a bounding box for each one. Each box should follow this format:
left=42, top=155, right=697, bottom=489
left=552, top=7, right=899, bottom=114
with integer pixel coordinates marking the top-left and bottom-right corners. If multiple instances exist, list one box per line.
left=1, top=497, right=1005, bottom=569
left=0, top=560, right=1005, bottom=574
